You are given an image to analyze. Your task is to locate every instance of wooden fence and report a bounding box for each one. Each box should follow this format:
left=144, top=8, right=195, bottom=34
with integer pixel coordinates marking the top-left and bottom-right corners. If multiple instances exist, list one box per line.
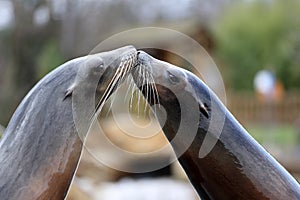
left=226, top=92, right=300, bottom=125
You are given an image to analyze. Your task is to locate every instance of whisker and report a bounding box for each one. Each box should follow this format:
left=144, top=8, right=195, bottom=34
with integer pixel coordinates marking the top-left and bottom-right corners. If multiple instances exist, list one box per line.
left=88, top=51, right=138, bottom=134
left=109, top=60, right=135, bottom=113
left=125, top=71, right=131, bottom=85
left=150, top=69, right=160, bottom=108
left=106, top=91, right=117, bottom=117
left=118, top=59, right=127, bottom=83
left=137, top=64, right=143, bottom=116
left=147, top=73, right=152, bottom=108
left=150, top=83, right=157, bottom=114
left=129, top=70, right=137, bottom=112
left=124, top=75, right=133, bottom=102
left=144, top=68, right=150, bottom=115
left=149, top=72, right=160, bottom=113
left=141, top=65, right=146, bottom=115
left=94, top=55, right=131, bottom=118
left=94, top=66, right=121, bottom=114
left=126, top=76, right=135, bottom=112
left=94, top=77, right=116, bottom=116
left=104, top=98, right=112, bottom=117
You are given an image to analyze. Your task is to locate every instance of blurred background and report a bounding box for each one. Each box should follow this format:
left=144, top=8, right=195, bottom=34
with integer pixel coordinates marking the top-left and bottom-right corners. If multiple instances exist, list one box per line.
left=0, top=0, right=300, bottom=199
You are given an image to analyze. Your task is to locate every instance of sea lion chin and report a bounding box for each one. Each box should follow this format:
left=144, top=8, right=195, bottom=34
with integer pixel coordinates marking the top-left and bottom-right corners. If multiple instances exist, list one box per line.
left=132, top=51, right=300, bottom=200
left=0, top=46, right=137, bottom=200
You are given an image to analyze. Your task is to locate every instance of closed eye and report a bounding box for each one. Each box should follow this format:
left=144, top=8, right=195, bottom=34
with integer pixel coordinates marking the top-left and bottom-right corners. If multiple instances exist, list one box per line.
left=167, top=71, right=179, bottom=84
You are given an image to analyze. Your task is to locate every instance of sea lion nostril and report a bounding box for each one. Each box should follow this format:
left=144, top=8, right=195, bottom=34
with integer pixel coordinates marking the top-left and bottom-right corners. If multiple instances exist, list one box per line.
left=136, top=51, right=152, bottom=63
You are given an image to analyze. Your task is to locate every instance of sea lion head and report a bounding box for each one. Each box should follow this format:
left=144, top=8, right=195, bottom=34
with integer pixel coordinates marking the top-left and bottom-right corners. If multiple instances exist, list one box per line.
left=131, top=51, right=217, bottom=160
left=132, top=50, right=210, bottom=121
left=66, top=45, right=138, bottom=138
left=66, top=45, right=137, bottom=102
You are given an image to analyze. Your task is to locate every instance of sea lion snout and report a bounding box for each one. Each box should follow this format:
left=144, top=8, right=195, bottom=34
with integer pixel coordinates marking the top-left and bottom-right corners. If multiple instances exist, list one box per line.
left=135, top=51, right=186, bottom=86
left=136, top=51, right=153, bottom=64
left=64, top=46, right=137, bottom=104
left=99, top=45, right=136, bottom=67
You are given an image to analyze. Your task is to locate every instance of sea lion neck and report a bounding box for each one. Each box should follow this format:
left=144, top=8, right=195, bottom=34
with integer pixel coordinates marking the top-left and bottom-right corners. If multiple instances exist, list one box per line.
left=0, top=46, right=138, bottom=200
left=0, top=63, right=82, bottom=199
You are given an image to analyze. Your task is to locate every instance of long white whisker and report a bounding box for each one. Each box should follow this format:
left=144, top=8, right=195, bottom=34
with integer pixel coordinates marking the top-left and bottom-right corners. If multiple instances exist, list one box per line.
left=94, top=62, right=123, bottom=114
left=150, top=68, right=160, bottom=108
left=90, top=51, right=138, bottom=133
left=106, top=90, right=118, bottom=117
left=129, top=68, right=137, bottom=112
left=111, top=60, right=134, bottom=113
left=94, top=55, right=131, bottom=117
left=127, top=77, right=135, bottom=112
left=124, top=75, right=133, bottom=102
left=144, top=69, right=150, bottom=115
left=94, top=76, right=116, bottom=116
left=150, top=83, right=156, bottom=114
left=141, top=66, right=146, bottom=115
left=104, top=97, right=112, bottom=117
left=137, top=64, right=143, bottom=117
left=118, top=59, right=127, bottom=83
left=149, top=72, right=159, bottom=113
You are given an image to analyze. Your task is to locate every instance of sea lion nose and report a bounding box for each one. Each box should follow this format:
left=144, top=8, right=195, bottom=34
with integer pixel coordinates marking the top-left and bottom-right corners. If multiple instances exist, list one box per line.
left=95, top=45, right=137, bottom=66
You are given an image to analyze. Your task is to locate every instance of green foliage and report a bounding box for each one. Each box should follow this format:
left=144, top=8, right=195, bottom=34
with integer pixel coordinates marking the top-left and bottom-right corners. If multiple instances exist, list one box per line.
left=248, top=124, right=298, bottom=146
left=213, top=0, right=300, bottom=91
left=37, top=40, right=64, bottom=79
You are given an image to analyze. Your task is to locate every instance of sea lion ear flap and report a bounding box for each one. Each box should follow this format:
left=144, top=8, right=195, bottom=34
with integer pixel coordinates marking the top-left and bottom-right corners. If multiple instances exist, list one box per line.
left=199, top=102, right=209, bottom=119
left=186, top=82, right=210, bottom=119
left=64, top=84, right=75, bottom=100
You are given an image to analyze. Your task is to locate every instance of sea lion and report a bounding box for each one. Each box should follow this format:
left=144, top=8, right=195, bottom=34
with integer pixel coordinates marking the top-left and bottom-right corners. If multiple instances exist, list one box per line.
left=0, top=46, right=137, bottom=200
left=132, top=51, right=300, bottom=199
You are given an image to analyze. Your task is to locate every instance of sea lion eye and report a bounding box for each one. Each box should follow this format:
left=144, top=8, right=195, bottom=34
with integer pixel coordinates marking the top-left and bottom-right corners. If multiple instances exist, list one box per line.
left=168, top=71, right=179, bottom=84
left=93, top=64, right=103, bottom=72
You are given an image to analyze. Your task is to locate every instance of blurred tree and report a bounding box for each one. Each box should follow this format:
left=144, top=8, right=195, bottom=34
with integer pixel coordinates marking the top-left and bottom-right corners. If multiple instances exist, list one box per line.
left=0, top=0, right=63, bottom=125
left=60, top=0, right=137, bottom=58
left=213, top=0, right=300, bottom=91
left=11, top=0, right=60, bottom=94
left=0, top=0, right=231, bottom=125
left=37, top=39, right=64, bottom=78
